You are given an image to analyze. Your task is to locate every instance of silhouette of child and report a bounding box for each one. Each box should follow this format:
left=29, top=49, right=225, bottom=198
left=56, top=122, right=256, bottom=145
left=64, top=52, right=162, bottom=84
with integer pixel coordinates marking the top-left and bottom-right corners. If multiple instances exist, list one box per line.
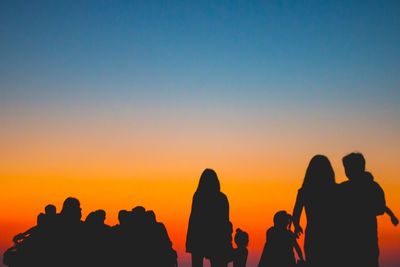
left=258, top=211, right=304, bottom=267
left=233, top=228, right=249, bottom=267
left=364, top=171, right=398, bottom=226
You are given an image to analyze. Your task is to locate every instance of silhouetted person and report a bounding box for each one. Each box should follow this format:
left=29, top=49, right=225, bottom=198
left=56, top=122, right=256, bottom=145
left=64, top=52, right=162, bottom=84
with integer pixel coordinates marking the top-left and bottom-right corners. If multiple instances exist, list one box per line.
left=292, top=155, right=336, bottom=267
left=84, top=209, right=111, bottom=266
left=338, top=153, right=387, bottom=267
left=144, top=210, right=178, bottom=267
left=258, top=211, right=304, bottom=267
left=54, top=197, right=85, bottom=266
left=186, top=169, right=232, bottom=267
left=13, top=204, right=56, bottom=244
left=233, top=228, right=249, bottom=267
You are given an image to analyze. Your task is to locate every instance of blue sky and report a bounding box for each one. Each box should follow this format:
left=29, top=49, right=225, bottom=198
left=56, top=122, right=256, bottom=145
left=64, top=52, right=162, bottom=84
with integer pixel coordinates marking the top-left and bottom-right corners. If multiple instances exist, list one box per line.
left=1, top=0, right=399, bottom=118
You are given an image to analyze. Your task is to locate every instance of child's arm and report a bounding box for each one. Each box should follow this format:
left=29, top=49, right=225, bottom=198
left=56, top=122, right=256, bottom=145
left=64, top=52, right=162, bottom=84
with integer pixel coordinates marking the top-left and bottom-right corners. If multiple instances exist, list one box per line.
left=293, top=239, right=304, bottom=262
left=385, top=206, right=399, bottom=226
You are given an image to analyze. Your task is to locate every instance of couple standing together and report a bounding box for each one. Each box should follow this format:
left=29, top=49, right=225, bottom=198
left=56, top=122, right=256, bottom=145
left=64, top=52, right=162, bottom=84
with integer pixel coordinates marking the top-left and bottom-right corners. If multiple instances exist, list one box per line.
left=292, top=153, right=396, bottom=267
left=185, top=153, right=397, bottom=267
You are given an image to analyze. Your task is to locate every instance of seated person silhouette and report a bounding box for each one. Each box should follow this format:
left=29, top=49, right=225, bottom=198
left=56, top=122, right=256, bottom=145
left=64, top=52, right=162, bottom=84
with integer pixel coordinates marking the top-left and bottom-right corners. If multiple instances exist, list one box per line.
left=364, top=171, right=398, bottom=226
left=258, top=211, right=304, bottom=267
left=13, top=204, right=57, bottom=243
left=233, top=228, right=249, bottom=267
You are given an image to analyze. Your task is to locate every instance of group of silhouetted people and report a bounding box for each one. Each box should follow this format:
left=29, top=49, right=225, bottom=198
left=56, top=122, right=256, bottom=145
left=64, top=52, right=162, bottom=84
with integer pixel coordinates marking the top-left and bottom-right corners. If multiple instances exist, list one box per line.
left=256, top=152, right=397, bottom=267
left=4, top=198, right=177, bottom=267
left=185, top=153, right=397, bottom=267
left=4, top=152, right=397, bottom=267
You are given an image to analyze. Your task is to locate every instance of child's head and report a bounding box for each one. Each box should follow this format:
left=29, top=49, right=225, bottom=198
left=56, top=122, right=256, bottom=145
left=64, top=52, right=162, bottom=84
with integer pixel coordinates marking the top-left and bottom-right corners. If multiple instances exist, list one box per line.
left=273, top=210, right=291, bottom=229
left=342, top=152, right=366, bottom=180
left=45, top=204, right=56, bottom=215
left=234, top=228, right=249, bottom=248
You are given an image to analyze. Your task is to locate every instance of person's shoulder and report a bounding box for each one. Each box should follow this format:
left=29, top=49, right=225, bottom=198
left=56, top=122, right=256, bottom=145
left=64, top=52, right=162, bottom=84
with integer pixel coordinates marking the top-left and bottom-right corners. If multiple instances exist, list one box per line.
left=369, top=180, right=384, bottom=193
left=219, top=192, right=229, bottom=201
left=371, top=180, right=382, bottom=188
left=266, top=226, right=275, bottom=234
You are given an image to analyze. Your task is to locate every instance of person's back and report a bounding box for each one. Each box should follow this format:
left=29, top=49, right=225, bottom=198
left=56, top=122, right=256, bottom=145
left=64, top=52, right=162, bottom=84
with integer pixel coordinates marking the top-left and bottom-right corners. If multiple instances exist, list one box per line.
left=186, top=169, right=232, bottom=267
left=338, top=153, right=386, bottom=267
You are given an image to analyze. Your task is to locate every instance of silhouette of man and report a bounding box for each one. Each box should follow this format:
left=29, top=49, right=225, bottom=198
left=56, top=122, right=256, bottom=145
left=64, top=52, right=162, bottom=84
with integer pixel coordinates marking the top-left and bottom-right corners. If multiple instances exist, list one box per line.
left=338, top=153, right=386, bottom=267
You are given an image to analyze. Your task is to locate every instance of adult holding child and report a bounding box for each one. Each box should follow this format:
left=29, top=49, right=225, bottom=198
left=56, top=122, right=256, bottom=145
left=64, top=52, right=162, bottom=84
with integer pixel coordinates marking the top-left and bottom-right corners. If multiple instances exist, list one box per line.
left=292, top=155, right=337, bottom=267
left=186, top=169, right=232, bottom=267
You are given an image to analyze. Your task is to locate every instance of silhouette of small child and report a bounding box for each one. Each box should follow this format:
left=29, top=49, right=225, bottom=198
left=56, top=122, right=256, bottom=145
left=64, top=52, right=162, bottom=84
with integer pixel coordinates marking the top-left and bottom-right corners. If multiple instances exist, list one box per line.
left=233, top=228, right=249, bottom=267
left=258, top=211, right=304, bottom=267
left=364, top=171, right=398, bottom=226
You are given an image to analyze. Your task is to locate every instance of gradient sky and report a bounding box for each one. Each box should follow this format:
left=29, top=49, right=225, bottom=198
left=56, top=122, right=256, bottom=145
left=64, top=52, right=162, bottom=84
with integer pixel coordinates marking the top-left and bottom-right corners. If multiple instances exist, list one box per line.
left=1, top=1, right=400, bottom=267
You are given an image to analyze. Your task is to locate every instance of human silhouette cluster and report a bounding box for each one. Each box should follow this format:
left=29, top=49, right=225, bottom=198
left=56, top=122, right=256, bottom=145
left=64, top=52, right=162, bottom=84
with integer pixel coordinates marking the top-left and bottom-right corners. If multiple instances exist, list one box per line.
left=3, top=198, right=177, bottom=267
left=3, top=152, right=398, bottom=267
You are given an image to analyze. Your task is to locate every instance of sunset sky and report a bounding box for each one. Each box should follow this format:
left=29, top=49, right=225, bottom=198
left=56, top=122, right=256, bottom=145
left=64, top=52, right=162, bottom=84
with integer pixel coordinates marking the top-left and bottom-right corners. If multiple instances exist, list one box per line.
left=1, top=1, right=399, bottom=266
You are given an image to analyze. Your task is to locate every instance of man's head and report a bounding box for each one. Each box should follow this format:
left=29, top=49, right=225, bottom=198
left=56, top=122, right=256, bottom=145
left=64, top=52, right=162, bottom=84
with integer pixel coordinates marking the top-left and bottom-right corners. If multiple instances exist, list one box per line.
left=342, top=152, right=366, bottom=180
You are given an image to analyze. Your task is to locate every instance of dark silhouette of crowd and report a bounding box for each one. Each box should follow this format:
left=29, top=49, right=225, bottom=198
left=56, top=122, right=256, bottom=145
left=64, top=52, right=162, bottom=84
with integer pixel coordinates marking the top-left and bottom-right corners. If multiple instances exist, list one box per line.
left=3, top=153, right=398, bottom=267
left=3, top=198, right=177, bottom=267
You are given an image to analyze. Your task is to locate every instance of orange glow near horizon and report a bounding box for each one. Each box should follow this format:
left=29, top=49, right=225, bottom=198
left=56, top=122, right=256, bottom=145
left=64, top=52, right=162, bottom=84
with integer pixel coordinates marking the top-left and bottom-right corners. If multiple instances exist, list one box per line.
left=1, top=109, right=399, bottom=267
left=1, top=165, right=399, bottom=266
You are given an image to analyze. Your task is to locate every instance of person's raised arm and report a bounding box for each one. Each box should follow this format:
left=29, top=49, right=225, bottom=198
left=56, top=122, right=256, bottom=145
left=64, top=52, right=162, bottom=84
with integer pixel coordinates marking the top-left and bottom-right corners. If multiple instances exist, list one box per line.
left=292, top=190, right=304, bottom=238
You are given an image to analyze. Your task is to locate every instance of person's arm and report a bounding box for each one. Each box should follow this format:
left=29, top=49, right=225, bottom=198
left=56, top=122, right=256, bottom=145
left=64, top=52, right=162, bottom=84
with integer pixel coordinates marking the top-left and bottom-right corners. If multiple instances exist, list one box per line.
left=292, top=190, right=304, bottom=237
left=385, top=206, right=399, bottom=226
left=293, top=238, right=304, bottom=262
left=373, top=182, right=386, bottom=216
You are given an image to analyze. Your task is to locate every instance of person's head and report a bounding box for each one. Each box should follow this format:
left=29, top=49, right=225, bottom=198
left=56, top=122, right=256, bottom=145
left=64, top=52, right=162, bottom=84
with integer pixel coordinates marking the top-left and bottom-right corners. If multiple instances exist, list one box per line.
left=131, top=206, right=146, bottom=217
left=45, top=204, right=56, bottom=216
left=118, top=210, right=130, bottom=226
left=85, top=211, right=97, bottom=224
left=61, top=197, right=82, bottom=221
left=273, top=210, right=291, bottom=229
left=234, top=228, right=249, bottom=248
left=196, top=168, right=220, bottom=195
left=95, top=209, right=106, bottom=224
left=145, top=210, right=157, bottom=225
left=37, top=213, right=46, bottom=226
left=342, top=152, right=366, bottom=180
left=131, top=206, right=146, bottom=225
left=302, top=155, right=335, bottom=190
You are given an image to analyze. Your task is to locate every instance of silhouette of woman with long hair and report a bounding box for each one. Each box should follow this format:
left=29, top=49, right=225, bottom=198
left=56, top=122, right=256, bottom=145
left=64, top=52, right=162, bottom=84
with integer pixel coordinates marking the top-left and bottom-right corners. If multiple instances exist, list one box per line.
left=292, top=155, right=336, bottom=267
left=186, top=169, right=232, bottom=267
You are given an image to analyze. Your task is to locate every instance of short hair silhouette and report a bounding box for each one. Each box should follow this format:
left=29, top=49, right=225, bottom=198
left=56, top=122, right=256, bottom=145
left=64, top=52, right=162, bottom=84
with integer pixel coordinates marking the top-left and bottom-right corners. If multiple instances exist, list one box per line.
left=45, top=204, right=56, bottom=215
left=302, top=154, right=335, bottom=189
left=234, top=228, right=249, bottom=248
left=342, top=152, right=366, bottom=177
left=196, top=168, right=220, bottom=194
left=118, top=209, right=130, bottom=225
left=273, top=210, right=291, bottom=228
left=132, top=205, right=146, bottom=214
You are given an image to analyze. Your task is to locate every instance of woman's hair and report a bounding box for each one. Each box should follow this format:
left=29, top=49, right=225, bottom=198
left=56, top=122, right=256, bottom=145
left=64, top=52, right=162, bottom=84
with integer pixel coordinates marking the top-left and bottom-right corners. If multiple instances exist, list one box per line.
left=302, top=155, right=335, bottom=191
left=195, top=168, right=220, bottom=195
